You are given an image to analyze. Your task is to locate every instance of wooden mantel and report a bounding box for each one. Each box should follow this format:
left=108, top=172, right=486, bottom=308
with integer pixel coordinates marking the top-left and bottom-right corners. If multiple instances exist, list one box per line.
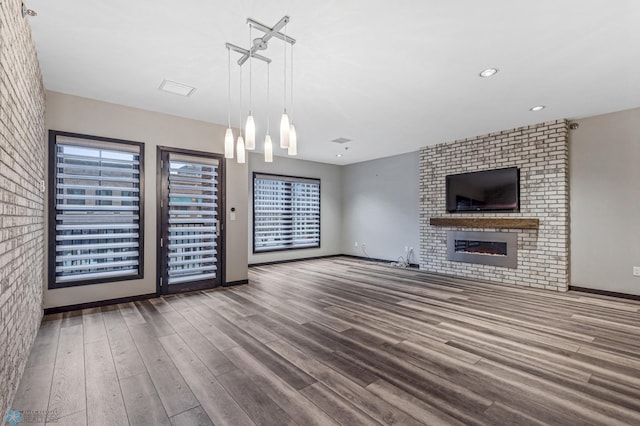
left=429, top=217, right=539, bottom=229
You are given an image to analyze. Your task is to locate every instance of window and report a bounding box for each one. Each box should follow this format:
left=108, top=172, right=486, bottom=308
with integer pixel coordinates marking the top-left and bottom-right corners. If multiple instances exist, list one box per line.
left=95, top=189, right=113, bottom=205
left=66, top=188, right=85, bottom=205
left=253, top=173, right=320, bottom=253
left=48, top=131, right=144, bottom=288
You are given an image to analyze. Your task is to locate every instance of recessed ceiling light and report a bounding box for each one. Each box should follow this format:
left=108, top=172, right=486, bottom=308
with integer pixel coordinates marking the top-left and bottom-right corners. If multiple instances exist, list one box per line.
left=479, top=68, right=498, bottom=78
left=530, top=105, right=546, bottom=112
left=158, top=80, right=196, bottom=97
left=336, top=154, right=343, bottom=157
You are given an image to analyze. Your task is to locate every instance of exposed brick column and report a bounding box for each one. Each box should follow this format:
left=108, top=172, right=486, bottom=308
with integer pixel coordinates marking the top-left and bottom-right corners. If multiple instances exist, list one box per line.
left=0, top=0, right=46, bottom=417
left=419, top=120, right=569, bottom=291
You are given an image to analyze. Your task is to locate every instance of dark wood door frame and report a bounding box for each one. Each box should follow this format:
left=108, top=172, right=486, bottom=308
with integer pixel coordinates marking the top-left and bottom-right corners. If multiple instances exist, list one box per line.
left=156, top=146, right=226, bottom=295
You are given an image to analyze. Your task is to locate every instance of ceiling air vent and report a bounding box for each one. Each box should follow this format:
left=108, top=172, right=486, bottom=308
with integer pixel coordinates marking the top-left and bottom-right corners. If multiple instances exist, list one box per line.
left=158, top=80, right=196, bottom=97
left=331, top=137, right=351, bottom=144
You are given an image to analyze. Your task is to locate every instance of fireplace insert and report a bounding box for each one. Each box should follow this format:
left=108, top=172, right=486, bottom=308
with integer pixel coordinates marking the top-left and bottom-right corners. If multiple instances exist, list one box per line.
left=447, top=231, right=517, bottom=268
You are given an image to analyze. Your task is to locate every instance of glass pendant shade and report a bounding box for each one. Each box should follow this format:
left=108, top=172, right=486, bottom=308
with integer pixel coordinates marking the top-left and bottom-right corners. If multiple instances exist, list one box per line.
left=288, top=124, right=297, bottom=156
left=224, top=128, right=234, bottom=159
left=245, top=115, right=256, bottom=150
left=264, top=134, right=273, bottom=162
left=236, top=136, right=246, bottom=164
left=280, top=112, right=290, bottom=148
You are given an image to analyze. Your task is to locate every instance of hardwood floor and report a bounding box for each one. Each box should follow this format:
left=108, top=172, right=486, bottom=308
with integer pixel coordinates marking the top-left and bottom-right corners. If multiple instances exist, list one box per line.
left=11, top=257, right=640, bottom=425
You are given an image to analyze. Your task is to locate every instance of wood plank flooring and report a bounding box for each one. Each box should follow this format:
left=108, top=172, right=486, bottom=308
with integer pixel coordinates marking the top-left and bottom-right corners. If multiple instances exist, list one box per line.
left=10, top=257, right=640, bottom=425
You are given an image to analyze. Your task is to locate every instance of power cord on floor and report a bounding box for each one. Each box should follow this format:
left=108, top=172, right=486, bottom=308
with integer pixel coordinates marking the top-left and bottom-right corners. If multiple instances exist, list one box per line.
left=391, top=247, right=414, bottom=268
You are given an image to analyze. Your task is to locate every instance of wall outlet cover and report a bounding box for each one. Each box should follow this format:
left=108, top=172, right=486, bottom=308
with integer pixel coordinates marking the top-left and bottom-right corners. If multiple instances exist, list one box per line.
left=633, top=266, right=640, bottom=277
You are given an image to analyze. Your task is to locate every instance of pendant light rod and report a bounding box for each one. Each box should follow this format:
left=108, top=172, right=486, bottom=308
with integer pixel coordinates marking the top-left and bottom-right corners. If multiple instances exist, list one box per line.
left=245, top=23, right=256, bottom=150
left=279, top=23, right=290, bottom=149
left=226, top=47, right=231, bottom=128
left=264, top=63, right=273, bottom=163
left=283, top=23, right=287, bottom=109
left=224, top=47, right=234, bottom=159
left=290, top=42, right=294, bottom=120
left=248, top=24, right=253, bottom=109
left=236, top=64, right=246, bottom=163
left=238, top=65, right=242, bottom=136
left=288, top=39, right=297, bottom=156
left=266, top=63, right=270, bottom=134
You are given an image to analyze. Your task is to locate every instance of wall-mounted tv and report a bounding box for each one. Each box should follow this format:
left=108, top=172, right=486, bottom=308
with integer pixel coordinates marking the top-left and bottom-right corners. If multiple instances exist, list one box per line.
left=446, top=167, right=520, bottom=213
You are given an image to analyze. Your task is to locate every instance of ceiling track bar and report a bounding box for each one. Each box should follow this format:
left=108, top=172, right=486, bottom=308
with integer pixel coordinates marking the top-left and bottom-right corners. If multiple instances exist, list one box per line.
left=247, top=16, right=296, bottom=45
left=226, top=16, right=296, bottom=66
left=225, top=43, right=272, bottom=65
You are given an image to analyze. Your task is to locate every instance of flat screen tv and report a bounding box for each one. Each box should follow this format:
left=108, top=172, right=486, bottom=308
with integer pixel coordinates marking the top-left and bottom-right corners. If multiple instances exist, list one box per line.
left=446, top=167, right=519, bottom=212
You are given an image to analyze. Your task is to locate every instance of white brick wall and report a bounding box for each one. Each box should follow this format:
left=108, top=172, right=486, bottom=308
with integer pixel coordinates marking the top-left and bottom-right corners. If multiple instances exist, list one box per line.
left=0, top=0, right=46, bottom=417
left=419, top=120, right=569, bottom=291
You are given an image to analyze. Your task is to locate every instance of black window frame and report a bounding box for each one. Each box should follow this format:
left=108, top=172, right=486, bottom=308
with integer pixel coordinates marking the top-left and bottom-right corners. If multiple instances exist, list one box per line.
left=48, top=130, right=145, bottom=289
left=252, top=172, right=321, bottom=254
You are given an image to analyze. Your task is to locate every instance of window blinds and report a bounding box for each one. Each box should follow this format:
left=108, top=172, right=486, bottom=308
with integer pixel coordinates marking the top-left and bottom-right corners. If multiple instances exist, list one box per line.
left=166, top=156, right=219, bottom=285
left=254, top=174, right=320, bottom=252
left=54, top=141, right=141, bottom=284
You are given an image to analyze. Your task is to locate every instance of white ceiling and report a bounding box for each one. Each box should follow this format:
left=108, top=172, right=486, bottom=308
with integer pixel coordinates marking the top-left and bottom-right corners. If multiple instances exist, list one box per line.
left=27, top=0, right=640, bottom=165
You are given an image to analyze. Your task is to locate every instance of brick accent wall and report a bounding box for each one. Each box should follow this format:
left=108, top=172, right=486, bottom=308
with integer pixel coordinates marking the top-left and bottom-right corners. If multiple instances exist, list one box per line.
left=419, top=120, right=569, bottom=291
left=0, top=0, right=46, bottom=417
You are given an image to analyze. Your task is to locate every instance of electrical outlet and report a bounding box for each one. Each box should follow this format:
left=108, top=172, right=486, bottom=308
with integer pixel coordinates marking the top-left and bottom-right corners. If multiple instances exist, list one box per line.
left=633, top=266, right=640, bottom=277
left=404, top=246, right=409, bottom=253
left=354, top=241, right=358, bottom=248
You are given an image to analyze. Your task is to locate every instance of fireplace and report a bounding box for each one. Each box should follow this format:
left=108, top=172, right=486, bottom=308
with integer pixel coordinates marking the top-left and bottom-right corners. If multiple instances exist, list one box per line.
left=447, top=231, right=517, bottom=268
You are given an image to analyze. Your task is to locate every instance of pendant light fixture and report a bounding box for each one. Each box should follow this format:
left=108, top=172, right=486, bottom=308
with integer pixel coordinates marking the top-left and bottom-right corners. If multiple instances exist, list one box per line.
left=224, top=128, right=234, bottom=159
left=224, top=48, right=234, bottom=159
left=224, top=16, right=297, bottom=163
left=245, top=117, right=255, bottom=150
left=264, top=135, right=273, bottom=163
left=236, top=65, right=246, bottom=164
left=264, top=63, right=273, bottom=162
left=236, top=135, right=246, bottom=163
left=279, top=111, right=290, bottom=149
left=244, top=24, right=256, bottom=150
left=288, top=42, right=297, bottom=156
left=288, top=125, right=297, bottom=156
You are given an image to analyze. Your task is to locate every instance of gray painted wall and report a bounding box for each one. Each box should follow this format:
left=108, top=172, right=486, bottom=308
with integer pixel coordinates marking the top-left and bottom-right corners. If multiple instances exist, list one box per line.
left=42, top=91, right=640, bottom=303
left=570, top=107, right=640, bottom=295
left=341, top=152, right=420, bottom=264
left=247, top=152, right=343, bottom=264
left=44, top=91, right=249, bottom=308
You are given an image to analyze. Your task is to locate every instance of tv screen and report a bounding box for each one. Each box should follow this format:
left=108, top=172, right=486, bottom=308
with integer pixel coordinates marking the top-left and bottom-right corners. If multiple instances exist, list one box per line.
left=446, top=167, right=519, bottom=212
